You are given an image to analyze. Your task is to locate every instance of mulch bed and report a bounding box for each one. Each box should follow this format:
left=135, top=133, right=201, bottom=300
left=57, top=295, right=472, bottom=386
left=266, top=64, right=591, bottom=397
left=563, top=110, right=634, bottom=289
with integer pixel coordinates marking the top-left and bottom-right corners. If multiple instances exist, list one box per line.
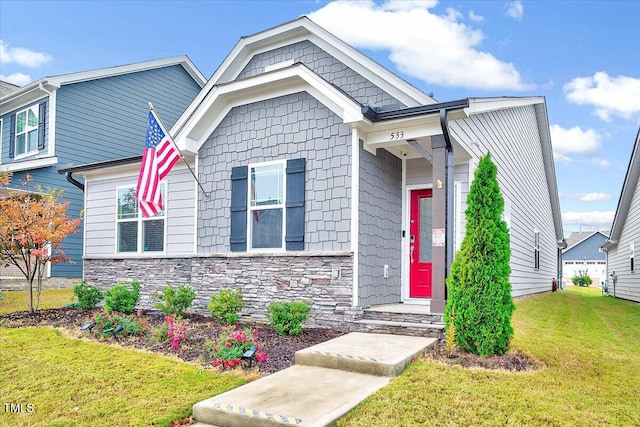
left=0, top=307, right=344, bottom=375
left=0, top=308, right=540, bottom=373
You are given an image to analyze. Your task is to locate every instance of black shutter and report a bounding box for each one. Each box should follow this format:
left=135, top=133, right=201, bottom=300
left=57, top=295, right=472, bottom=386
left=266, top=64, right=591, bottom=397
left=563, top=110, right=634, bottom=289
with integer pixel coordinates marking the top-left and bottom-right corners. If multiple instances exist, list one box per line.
left=285, top=158, right=306, bottom=250
left=230, top=165, right=248, bottom=252
left=38, top=102, right=46, bottom=150
left=9, top=114, right=16, bottom=159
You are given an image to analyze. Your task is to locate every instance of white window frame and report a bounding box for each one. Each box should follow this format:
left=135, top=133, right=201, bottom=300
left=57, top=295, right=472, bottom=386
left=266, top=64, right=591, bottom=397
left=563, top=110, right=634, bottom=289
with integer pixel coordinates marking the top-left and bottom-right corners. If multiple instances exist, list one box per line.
left=0, top=118, right=3, bottom=163
left=631, top=242, right=635, bottom=273
left=14, top=105, right=39, bottom=159
left=247, top=159, right=287, bottom=252
left=115, top=183, right=167, bottom=254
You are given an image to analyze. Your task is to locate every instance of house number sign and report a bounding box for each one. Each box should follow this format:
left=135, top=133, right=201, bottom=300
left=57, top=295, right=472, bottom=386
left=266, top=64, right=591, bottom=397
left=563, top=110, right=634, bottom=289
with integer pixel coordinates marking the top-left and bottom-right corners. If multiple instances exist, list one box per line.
left=390, top=130, right=405, bottom=140
left=432, top=228, right=445, bottom=246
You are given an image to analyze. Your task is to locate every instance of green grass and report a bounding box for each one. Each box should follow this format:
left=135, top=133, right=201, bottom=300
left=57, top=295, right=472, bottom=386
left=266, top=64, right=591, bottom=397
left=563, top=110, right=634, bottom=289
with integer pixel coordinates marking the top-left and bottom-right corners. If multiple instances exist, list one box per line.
left=0, top=327, right=245, bottom=427
left=0, top=289, right=75, bottom=315
left=338, top=287, right=640, bottom=427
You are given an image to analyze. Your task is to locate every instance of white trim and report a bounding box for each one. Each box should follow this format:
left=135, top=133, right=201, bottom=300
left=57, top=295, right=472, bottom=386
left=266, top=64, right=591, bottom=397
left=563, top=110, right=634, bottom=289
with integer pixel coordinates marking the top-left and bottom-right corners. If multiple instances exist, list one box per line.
left=174, top=64, right=364, bottom=154
left=351, top=129, right=360, bottom=306
left=0, top=156, right=58, bottom=172
left=115, top=182, right=168, bottom=255
left=246, top=159, right=287, bottom=253
left=13, top=105, right=40, bottom=159
left=400, top=157, right=407, bottom=301
left=454, top=181, right=462, bottom=253
left=264, top=59, right=294, bottom=72
left=0, top=118, right=3, bottom=164
left=47, top=90, right=57, bottom=158
left=193, top=155, right=200, bottom=255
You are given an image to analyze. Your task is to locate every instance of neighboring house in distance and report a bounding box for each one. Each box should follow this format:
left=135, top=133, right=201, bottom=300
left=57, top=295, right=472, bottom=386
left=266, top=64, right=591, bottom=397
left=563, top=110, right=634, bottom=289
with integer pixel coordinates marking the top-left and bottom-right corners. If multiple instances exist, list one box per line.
left=0, top=57, right=206, bottom=287
left=601, top=128, right=640, bottom=303
left=0, top=81, right=21, bottom=97
left=61, top=17, right=565, bottom=333
left=562, top=231, right=608, bottom=287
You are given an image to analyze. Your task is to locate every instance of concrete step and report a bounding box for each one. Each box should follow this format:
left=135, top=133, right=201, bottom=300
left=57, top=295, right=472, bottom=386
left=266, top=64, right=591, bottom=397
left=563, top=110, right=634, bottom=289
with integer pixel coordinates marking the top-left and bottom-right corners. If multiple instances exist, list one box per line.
left=295, top=332, right=437, bottom=377
left=193, top=365, right=390, bottom=427
left=352, top=319, right=444, bottom=339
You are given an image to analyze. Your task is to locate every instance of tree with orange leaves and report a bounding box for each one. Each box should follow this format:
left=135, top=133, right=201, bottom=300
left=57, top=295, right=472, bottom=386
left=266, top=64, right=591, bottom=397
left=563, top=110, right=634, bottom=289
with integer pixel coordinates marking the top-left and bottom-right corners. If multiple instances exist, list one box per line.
left=0, top=173, right=81, bottom=312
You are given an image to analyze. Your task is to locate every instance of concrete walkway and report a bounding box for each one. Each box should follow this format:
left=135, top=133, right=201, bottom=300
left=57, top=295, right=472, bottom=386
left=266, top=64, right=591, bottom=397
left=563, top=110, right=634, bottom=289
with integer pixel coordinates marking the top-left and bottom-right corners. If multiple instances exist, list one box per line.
left=192, top=332, right=437, bottom=427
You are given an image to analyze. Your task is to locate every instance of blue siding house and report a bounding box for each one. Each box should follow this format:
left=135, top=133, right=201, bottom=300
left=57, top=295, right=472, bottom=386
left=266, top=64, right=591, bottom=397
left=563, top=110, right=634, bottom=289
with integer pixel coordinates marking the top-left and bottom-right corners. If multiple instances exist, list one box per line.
left=562, top=231, right=608, bottom=288
left=0, top=57, right=205, bottom=285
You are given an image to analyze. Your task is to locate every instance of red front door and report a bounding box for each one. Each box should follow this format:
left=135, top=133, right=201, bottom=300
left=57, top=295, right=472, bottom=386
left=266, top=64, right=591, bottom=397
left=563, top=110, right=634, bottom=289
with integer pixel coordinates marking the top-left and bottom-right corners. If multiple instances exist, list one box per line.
left=409, top=189, right=433, bottom=298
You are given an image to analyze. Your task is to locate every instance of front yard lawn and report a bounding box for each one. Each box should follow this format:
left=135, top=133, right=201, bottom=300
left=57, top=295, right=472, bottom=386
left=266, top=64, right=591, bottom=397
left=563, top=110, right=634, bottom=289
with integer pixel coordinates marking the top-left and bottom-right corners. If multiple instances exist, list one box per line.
left=0, top=327, right=244, bottom=426
left=338, top=286, right=640, bottom=426
left=0, top=289, right=74, bottom=315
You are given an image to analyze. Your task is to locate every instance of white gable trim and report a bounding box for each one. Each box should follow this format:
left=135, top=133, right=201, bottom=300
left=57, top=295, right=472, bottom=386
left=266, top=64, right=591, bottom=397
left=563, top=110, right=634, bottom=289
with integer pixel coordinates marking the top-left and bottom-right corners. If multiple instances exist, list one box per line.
left=173, top=64, right=365, bottom=154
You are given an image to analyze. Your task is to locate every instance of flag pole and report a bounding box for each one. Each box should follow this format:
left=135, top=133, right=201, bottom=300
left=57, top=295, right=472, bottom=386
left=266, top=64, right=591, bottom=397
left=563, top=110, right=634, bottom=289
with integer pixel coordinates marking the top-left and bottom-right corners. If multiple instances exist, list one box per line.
left=148, top=102, right=209, bottom=198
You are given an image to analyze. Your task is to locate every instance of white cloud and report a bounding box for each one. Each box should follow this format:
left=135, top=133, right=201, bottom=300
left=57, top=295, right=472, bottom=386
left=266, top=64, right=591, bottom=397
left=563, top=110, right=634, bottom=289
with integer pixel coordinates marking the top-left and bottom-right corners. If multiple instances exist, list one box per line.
left=590, top=158, right=611, bottom=168
left=469, top=10, right=484, bottom=22
left=564, top=72, right=640, bottom=121
left=0, top=40, right=52, bottom=68
left=504, top=1, right=524, bottom=20
left=563, top=211, right=615, bottom=227
left=308, top=0, right=533, bottom=91
left=577, top=193, right=613, bottom=202
left=0, top=73, right=32, bottom=86
left=550, top=124, right=602, bottom=161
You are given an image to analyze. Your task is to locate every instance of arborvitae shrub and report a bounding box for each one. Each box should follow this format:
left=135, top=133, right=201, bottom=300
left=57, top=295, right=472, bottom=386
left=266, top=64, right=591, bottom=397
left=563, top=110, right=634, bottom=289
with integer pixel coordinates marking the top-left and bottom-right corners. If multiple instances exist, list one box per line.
left=443, top=153, right=515, bottom=356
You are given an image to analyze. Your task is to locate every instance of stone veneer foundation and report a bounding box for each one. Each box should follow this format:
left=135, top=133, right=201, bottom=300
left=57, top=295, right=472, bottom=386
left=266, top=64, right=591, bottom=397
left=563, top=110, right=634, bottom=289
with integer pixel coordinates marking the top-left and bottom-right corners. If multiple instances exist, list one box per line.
left=83, top=252, right=360, bottom=330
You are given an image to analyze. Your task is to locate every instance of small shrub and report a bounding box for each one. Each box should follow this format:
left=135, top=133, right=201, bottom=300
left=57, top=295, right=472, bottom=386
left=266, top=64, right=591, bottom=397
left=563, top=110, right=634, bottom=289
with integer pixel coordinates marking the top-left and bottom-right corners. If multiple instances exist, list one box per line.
left=91, top=311, right=148, bottom=337
left=151, top=321, right=170, bottom=343
left=208, top=288, right=243, bottom=325
left=206, top=327, right=267, bottom=369
left=72, top=280, right=103, bottom=310
left=103, top=281, right=141, bottom=314
left=267, top=301, right=311, bottom=336
left=154, top=284, right=196, bottom=317
left=166, top=314, right=189, bottom=349
left=572, top=270, right=593, bottom=287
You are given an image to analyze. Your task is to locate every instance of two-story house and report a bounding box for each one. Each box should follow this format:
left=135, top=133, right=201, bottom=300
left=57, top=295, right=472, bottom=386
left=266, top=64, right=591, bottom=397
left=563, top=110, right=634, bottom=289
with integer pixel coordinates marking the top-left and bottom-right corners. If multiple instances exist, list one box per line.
left=0, top=57, right=205, bottom=287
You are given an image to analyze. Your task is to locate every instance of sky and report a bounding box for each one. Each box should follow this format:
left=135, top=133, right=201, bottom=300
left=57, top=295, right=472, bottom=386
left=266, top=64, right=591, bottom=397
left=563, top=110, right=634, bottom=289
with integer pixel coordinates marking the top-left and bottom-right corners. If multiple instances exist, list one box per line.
left=1, top=0, right=639, bottom=236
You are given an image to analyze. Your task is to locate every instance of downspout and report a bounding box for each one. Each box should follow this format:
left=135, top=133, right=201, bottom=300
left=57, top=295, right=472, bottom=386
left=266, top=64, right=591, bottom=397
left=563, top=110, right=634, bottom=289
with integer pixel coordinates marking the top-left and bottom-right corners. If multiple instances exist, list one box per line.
left=65, top=172, right=84, bottom=191
left=439, top=108, right=455, bottom=277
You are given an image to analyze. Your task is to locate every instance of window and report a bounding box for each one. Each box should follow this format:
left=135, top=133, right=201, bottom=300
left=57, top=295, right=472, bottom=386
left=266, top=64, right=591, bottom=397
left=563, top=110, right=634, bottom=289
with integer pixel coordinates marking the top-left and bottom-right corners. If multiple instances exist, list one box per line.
left=230, top=158, right=305, bottom=252
left=534, top=230, right=540, bottom=270
left=248, top=161, right=285, bottom=250
left=15, top=106, right=39, bottom=157
left=632, top=242, right=635, bottom=273
left=116, top=185, right=166, bottom=253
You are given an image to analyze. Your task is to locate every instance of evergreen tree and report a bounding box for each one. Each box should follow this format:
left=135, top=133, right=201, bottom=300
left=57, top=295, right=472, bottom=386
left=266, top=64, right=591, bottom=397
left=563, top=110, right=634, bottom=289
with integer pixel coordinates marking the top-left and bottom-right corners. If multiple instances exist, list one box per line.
left=443, top=153, right=514, bottom=356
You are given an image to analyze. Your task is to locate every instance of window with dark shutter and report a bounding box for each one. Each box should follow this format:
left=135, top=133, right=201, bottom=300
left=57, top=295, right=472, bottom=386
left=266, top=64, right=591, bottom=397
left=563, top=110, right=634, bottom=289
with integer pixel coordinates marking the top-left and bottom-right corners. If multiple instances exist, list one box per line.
left=285, top=158, right=305, bottom=250
left=38, top=102, right=46, bottom=150
left=230, top=165, right=248, bottom=252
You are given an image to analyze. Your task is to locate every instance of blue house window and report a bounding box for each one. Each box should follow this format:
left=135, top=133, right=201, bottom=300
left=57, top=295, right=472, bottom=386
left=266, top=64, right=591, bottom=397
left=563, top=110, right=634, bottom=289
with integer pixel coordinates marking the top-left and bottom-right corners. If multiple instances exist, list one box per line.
left=15, top=106, right=39, bottom=157
left=116, top=184, right=166, bottom=253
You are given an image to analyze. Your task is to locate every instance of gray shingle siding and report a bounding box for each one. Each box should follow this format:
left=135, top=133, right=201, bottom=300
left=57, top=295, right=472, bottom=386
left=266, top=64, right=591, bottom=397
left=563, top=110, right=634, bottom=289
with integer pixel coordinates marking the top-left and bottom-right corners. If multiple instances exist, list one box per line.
left=358, top=144, right=402, bottom=305
left=237, top=40, right=404, bottom=109
left=198, top=91, right=352, bottom=253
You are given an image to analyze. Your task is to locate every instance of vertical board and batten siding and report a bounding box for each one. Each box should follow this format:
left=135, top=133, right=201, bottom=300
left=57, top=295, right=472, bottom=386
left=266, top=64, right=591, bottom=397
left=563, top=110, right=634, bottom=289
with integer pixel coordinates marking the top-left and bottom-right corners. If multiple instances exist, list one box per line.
left=608, top=180, right=640, bottom=302
left=197, top=92, right=352, bottom=253
left=84, top=167, right=195, bottom=256
left=358, top=145, right=402, bottom=305
left=449, top=106, right=558, bottom=296
left=0, top=98, right=49, bottom=163
left=237, top=40, right=404, bottom=109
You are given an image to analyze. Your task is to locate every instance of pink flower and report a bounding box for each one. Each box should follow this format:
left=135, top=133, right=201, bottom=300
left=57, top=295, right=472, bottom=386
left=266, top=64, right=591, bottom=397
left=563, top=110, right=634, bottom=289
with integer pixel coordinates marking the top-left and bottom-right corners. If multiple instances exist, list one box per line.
left=256, top=352, right=267, bottom=363
left=225, top=342, right=232, bottom=348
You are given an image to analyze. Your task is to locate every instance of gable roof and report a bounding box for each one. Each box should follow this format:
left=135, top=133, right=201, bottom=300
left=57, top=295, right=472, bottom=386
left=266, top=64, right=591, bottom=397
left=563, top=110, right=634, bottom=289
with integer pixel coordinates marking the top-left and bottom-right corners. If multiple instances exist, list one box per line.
left=564, top=231, right=609, bottom=251
left=0, top=56, right=206, bottom=112
left=0, top=80, right=20, bottom=97
left=602, top=127, right=640, bottom=249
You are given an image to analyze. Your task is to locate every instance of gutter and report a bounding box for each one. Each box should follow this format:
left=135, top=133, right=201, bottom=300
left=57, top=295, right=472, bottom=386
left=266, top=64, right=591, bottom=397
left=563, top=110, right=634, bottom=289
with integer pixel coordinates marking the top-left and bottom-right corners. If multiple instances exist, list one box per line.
left=64, top=172, right=84, bottom=191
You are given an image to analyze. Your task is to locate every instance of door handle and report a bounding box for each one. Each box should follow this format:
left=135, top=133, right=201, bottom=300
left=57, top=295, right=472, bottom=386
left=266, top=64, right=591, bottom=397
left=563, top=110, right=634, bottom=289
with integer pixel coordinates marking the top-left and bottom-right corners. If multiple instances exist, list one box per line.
left=410, top=245, right=415, bottom=264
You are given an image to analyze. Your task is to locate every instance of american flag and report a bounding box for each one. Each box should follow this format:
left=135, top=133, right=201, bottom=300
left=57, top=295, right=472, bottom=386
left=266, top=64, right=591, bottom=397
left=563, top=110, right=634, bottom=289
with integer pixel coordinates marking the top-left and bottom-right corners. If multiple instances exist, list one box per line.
left=136, top=110, right=180, bottom=218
